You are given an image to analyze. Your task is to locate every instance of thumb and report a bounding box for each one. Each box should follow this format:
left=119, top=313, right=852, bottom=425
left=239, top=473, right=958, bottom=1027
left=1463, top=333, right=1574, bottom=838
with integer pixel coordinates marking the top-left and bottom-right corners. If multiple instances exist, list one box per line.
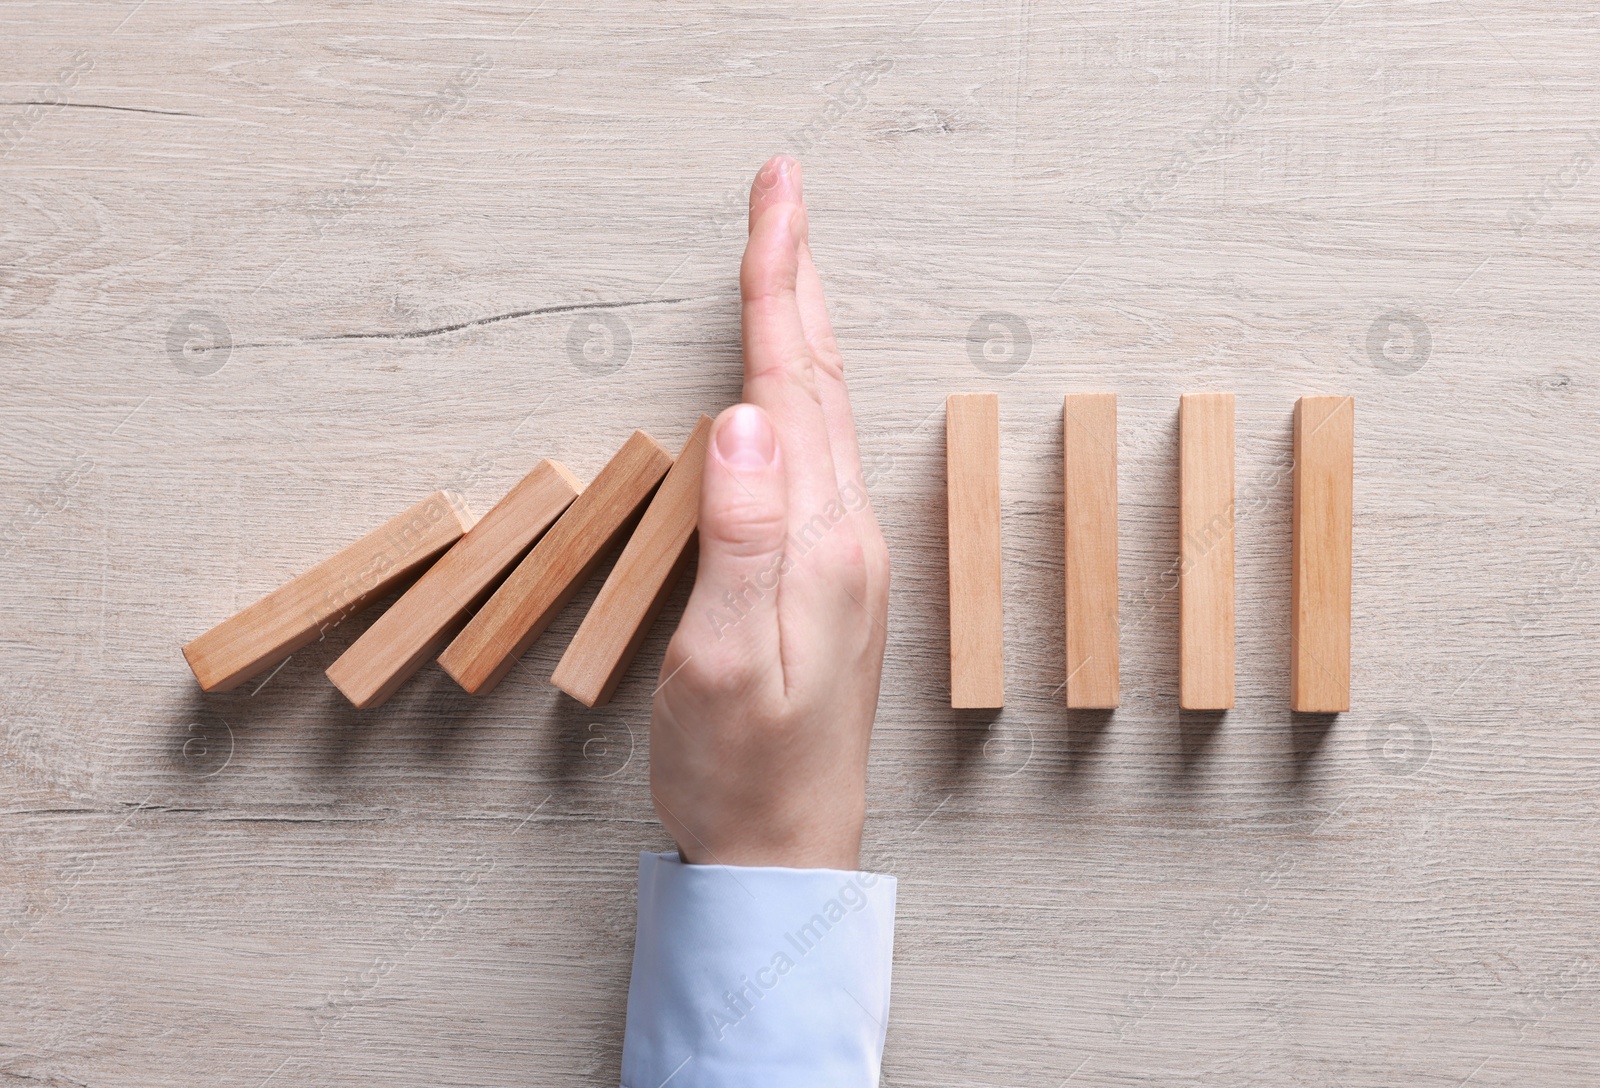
left=689, top=403, right=788, bottom=650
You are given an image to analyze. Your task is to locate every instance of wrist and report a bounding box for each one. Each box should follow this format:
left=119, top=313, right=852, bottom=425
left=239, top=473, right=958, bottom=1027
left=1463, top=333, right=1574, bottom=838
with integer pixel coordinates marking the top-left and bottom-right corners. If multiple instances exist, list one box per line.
left=674, top=822, right=863, bottom=871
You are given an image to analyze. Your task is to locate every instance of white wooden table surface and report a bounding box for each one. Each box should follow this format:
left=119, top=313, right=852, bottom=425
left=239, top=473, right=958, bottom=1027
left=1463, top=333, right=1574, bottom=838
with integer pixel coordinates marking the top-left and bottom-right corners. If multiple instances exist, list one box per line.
left=3, top=2, right=1598, bottom=1084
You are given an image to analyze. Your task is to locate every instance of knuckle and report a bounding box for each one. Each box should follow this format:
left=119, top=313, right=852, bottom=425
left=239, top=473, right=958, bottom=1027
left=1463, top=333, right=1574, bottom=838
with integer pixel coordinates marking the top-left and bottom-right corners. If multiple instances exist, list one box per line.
left=811, top=339, right=845, bottom=381
left=681, top=645, right=762, bottom=699
left=739, top=257, right=797, bottom=305
left=828, top=532, right=867, bottom=574
left=818, top=531, right=870, bottom=598
left=747, top=351, right=822, bottom=402
left=702, top=498, right=785, bottom=559
left=867, top=536, right=891, bottom=587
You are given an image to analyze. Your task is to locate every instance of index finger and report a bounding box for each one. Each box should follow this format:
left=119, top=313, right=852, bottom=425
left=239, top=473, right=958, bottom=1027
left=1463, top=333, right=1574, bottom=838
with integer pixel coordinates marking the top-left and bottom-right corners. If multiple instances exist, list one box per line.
left=754, top=158, right=871, bottom=511
left=741, top=158, right=841, bottom=523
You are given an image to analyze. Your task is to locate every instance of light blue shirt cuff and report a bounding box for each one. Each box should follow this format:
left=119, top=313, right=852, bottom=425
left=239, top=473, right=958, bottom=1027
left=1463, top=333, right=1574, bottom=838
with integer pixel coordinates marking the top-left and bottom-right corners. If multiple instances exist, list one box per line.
left=621, top=850, right=897, bottom=1088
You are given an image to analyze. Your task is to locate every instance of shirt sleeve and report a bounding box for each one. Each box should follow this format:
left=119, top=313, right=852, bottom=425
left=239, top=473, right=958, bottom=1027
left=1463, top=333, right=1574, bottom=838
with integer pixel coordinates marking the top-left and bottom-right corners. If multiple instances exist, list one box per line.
left=620, top=850, right=897, bottom=1088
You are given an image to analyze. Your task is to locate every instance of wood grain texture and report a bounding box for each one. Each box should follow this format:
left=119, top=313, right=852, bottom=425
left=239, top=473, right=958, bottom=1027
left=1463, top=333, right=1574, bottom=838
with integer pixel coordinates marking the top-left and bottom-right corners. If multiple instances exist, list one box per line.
left=439, top=430, right=672, bottom=695
left=181, top=491, right=474, bottom=692
left=327, top=459, right=581, bottom=709
left=1291, top=396, right=1354, bottom=713
left=4, top=2, right=1600, bottom=1085
left=946, top=393, right=1004, bottom=708
left=551, top=415, right=710, bottom=708
left=1180, top=393, right=1236, bottom=710
left=1063, top=393, right=1120, bottom=708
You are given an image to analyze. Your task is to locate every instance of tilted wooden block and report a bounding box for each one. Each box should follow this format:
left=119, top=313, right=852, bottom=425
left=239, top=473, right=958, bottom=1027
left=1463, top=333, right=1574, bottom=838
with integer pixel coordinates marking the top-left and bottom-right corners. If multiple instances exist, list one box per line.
left=326, top=460, right=582, bottom=709
left=182, top=491, right=475, bottom=692
left=551, top=415, right=712, bottom=707
left=1292, top=395, right=1354, bottom=713
left=1063, top=393, right=1119, bottom=708
left=1179, top=393, right=1236, bottom=710
left=438, top=430, right=674, bottom=695
left=947, top=393, right=1004, bottom=709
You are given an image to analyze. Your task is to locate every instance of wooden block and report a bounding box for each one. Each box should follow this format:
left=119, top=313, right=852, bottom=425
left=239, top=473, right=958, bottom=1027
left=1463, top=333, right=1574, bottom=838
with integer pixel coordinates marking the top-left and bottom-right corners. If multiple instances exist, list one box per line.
left=438, top=430, right=674, bottom=695
left=1179, top=393, right=1235, bottom=710
left=1063, top=393, right=1120, bottom=708
left=326, top=460, right=582, bottom=709
left=1292, top=395, right=1354, bottom=713
left=946, top=393, right=1004, bottom=709
left=182, top=491, right=474, bottom=692
left=551, top=416, right=712, bottom=707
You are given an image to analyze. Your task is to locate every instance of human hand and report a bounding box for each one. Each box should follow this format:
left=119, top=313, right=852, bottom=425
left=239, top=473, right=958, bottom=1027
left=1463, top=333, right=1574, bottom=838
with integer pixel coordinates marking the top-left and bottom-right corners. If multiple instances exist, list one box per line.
left=648, top=155, right=890, bottom=871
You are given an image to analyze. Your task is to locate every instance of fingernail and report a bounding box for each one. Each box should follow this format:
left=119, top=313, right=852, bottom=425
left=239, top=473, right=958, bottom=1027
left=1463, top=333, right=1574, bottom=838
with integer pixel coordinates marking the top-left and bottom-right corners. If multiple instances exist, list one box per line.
left=714, top=404, right=776, bottom=469
left=755, top=155, right=800, bottom=200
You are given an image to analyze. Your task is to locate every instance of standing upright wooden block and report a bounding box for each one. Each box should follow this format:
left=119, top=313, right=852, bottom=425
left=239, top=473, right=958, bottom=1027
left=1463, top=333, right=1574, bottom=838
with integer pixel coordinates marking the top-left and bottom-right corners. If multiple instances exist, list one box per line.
left=1292, top=395, right=1354, bottom=713
left=182, top=491, right=475, bottom=692
left=551, top=415, right=712, bottom=707
left=1179, top=393, right=1235, bottom=710
left=1063, top=393, right=1120, bottom=708
left=326, top=460, right=582, bottom=709
left=946, top=393, right=1004, bottom=709
left=438, top=430, right=674, bottom=696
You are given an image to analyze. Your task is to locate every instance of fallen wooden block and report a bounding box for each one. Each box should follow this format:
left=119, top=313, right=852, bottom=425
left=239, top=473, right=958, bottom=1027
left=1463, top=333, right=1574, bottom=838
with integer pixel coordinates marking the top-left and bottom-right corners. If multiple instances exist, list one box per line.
left=438, top=430, right=674, bottom=695
left=946, top=393, right=1004, bottom=709
left=326, top=460, right=583, bottom=709
left=1291, top=395, right=1354, bottom=713
left=182, top=491, right=475, bottom=692
left=1063, top=393, right=1119, bottom=708
left=551, top=415, right=712, bottom=707
left=1179, top=393, right=1235, bottom=710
